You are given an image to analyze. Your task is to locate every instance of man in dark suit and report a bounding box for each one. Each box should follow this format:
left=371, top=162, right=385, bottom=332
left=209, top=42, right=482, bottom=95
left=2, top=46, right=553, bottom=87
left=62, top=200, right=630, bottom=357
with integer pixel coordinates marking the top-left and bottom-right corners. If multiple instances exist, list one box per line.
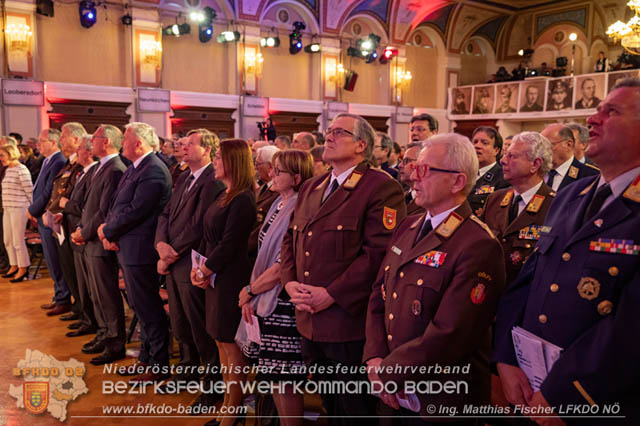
left=282, top=113, right=406, bottom=423
left=398, top=142, right=424, bottom=216
left=27, top=129, right=69, bottom=313
left=168, top=136, right=189, bottom=187
left=249, top=145, right=279, bottom=263
left=155, top=129, right=225, bottom=401
left=481, top=131, right=555, bottom=285
left=468, top=126, right=511, bottom=216
left=495, top=78, right=640, bottom=425
left=567, top=122, right=597, bottom=166
left=372, top=132, right=399, bottom=179
left=541, top=123, right=599, bottom=192
left=60, top=136, right=98, bottom=336
left=45, top=122, right=86, bottom=319
left=98, top=122, right=171, bottom=379
left=72, top=124, right=128, bottom=364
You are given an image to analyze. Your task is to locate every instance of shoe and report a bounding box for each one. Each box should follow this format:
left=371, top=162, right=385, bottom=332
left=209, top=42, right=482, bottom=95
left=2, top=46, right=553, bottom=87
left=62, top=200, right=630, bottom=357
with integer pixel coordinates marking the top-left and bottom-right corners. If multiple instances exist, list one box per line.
left=82, top=336, right=101, bottom=349
left=81, top=340, right=105, bottom=354
left=46, top=304, right=71, bottom=316
left=116, top=361, right=149, bottom=376
left=190, top=392, right=224, bottom=415
left=129, top=371, right=171, bottom=383
left=90, top=349, right=126, bottom=366
left=40, top=302, right=56, bottom=310
left=2, top=269, right=17, bottom=278
left=204, top=420, right=221, bottom=426
left=60, top=313, right=79, bottom=321
left=66, top=327, right=97, bottom=337
left=68, top=321, right=83, bottom=330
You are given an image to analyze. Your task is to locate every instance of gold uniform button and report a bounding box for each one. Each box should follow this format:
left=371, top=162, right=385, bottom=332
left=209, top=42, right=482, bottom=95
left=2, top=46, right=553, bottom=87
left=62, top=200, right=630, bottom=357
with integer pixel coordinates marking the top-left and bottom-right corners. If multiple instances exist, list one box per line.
left=550, top=284, right=559, bottom=292
left=388, top=313, right=394, bottom=320
left=597, top=300, right=613, bottom=316
left=392, top=292, right=398, bottom=300
left=417, top=279, right=423, bottom=286
left=337, top=225, right=343, bottom=230
left=562, top=252, right=571, bottom=261
left=305, top=251, right=310, bottom=257
left=304, top=271, right=310, bottom=277
left=608, top=266, right=619, bottom=277
left=399, top=272, right=404, bottom=278
left=307, top=231, right=313, bottom=237
left=384, top=265, right=390, bottom=272
left=387, top=334, right=393, bottom=342
left=538, top=314, right=548, bottom=324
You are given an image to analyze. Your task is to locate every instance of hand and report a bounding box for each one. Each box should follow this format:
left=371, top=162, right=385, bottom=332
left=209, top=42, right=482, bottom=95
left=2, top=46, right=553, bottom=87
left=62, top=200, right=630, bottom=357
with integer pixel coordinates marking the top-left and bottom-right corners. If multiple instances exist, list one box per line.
left=157, top=259, right=170, bottom=275
left=497, top=363, right=534, bottom=407
left=71, top=228, right=85, bottom=245
left=59, top=197, right=69, bottom=209
left=200, top=263, right=213, bottom=276
left=366, top=358, right=399, bottom=410
left=97, top=223, right=106, bottom=241
left=156, top=241, right=179, bottom=264
left=529, top=392, right=564, bottom=426
left=298, top=284, right=334, bottom=313
left=53, top=213, right=63, bottom=224
left=102, top=239, right=119, bottom=251
left=42, top=213, right=49, bottom=228
left=238, top=286, right=253, bottom=307
left=26, top=210, right=37, bottom=226
left=190, top=268, right=209, bottom=289
left=241, top=303, right=255, bottom=324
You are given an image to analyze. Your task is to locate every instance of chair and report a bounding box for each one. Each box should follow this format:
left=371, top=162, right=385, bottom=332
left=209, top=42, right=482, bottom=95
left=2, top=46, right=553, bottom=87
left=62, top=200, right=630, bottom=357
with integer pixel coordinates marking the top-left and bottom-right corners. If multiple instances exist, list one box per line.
left=25, top=230, right=44, bottom=279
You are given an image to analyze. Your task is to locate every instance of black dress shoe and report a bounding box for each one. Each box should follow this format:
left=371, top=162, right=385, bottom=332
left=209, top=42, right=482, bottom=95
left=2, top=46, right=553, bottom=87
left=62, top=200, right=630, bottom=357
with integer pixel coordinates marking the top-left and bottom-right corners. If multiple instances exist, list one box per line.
left=41, top=302, right=56, bottom=310
left=60, top=313, right=80, bottom=321
left=90, top=349, right=126, bottom=365
left=66, top=327, right=96, bottom=337
left=81, top=340, right=105, bottom=354
left=10, top=273, right=28, bottom=283
left=68, top=321, right=83, bottom=330
left=2, top=269, right=17, bottom=278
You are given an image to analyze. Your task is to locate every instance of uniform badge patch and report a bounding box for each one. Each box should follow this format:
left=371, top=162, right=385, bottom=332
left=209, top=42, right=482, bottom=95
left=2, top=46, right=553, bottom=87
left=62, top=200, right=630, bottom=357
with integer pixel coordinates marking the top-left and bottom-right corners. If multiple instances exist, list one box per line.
left=500, top=191, right=514, bottom=207
left=412, top=299, right=422, bottom=316
left=510, top=251, right=522, bottom=264
left=589, top=238, right=640, bottom=255
left=519, top=225, right=543, bottom=240
left=623, top=174, right=640, bottom=202
left=435, top=212, right=463, bottom=238
left=383, top=207, right=397, bottom=230
left=414, top=250, right=447, bottom=268
left=475, top=185, right=495, bottom=195
left=343, top=171, right=363, bottom=189
left=24, top=382, right=49, bottom=415
left=594, top=219, right=603, bottom=228
left=577, top=277, right=600, bottom=300
left=568, top=165, right=579, bottom=179
left=525, top=194, right=545, bottom=213
left=470, top=283, right=486, bottom=305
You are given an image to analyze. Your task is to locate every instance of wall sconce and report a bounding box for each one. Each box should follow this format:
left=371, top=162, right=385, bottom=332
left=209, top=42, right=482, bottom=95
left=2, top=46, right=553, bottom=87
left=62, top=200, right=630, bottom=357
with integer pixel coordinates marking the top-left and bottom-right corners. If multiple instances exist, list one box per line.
left=140, top=40, right=162, bottom=69
left=245, top=49, right=263, bottom=76
left=6, top=23, right=32, bottom=53
left=392, top=64, right=412, bottom=104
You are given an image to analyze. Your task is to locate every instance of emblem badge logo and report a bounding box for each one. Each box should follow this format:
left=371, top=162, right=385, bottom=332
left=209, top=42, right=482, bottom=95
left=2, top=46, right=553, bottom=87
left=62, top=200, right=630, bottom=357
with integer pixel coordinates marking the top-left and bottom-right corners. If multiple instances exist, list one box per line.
left=577, top=277, right=600, bottom=300
left=24, top=382, right=49, bottom=415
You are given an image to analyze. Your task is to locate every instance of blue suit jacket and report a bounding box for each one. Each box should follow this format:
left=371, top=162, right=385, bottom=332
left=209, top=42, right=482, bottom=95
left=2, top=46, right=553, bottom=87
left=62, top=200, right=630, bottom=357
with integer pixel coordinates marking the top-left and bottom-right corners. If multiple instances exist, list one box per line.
left=494, top=173, right=640, bottom=418
left=28, top=151, right=67, bottom=218
left=103, top=153, right=171, bottom=266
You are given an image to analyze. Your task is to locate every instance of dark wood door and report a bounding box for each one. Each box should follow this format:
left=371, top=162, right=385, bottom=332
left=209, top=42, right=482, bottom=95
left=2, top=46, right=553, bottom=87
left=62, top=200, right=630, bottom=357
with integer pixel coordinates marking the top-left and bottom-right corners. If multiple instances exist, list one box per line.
left=453, top=120, right=498, bottom=139
left=362, top=115, right=389, bottom=133
left=171, top=107, right=236, bottom=139
left=268, top=111, right=320, bottom=139
left=47, top=99, right=131, bottom=132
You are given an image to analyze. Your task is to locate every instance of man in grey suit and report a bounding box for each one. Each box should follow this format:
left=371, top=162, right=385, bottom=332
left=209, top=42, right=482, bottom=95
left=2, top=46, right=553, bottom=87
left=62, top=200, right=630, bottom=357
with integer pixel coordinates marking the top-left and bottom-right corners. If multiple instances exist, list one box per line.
left=98, top=123, right=171, bottom=380
left=71, top=124, right=127, bottom=365
left=155, top=129, right=225, bottom=399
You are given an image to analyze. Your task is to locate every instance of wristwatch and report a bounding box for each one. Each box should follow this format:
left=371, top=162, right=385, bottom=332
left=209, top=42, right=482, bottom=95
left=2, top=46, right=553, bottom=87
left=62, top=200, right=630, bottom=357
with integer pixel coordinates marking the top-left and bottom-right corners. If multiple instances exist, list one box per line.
left=245, top=284, right=256, bottom=297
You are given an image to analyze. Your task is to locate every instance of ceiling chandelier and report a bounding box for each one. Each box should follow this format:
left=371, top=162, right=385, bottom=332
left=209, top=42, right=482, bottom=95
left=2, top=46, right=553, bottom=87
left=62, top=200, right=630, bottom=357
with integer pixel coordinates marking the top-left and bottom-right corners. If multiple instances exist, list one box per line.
left=606, top=0, right=640, bottom=55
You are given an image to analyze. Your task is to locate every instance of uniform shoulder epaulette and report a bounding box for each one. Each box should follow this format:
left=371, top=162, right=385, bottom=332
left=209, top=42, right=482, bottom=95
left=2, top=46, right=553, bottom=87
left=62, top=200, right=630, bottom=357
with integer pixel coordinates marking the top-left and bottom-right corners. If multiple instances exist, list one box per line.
left=470, top=215, right=495, bottom=239
left=369, top=166, right=394, bottom=180
left=585, top=162, right=600, bottom=170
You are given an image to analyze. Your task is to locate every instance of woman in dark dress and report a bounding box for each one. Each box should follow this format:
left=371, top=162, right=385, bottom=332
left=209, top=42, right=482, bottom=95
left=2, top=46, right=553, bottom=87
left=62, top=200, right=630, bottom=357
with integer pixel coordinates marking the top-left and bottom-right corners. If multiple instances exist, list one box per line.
left=191, top=139, right=257, bottom=426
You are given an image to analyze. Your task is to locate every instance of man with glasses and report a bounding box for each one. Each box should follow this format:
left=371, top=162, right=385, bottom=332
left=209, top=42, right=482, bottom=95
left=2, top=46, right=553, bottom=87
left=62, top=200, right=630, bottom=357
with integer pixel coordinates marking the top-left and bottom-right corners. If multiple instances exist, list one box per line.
left=250, top=145, right=280, bottom=263
left=398, top=142, right=424, bottom=215
left=364, top=133, right=506, bottom=421
left=410, top=113, right=438, bottom=144
left=282, top=112, right=405, bottom=423
left=168, top=136, right=189, bottom=188
left=541, top=123, right=599, bottom=192
left=373, top=132, right=399, bottom=179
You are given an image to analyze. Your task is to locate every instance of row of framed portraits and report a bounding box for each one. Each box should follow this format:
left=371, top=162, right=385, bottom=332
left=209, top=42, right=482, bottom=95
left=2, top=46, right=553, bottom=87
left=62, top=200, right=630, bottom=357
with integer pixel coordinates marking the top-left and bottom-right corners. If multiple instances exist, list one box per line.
left=448, top=69, right=640, bottom=119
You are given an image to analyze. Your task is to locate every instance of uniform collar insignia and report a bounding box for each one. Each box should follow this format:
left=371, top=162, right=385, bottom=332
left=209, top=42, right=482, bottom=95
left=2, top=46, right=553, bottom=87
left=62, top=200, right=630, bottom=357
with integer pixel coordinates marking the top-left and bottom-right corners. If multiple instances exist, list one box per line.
left=435, top=212, right=463, bottom=238
left=579, top=179, right=597, bottom=196
left=500, top=190, right=514, bottom=207
left=410, top=214, right=424, bottom=229
left=485, top=171, right=494, bottom=181
left=568, top=165, right=579, bottom=179
left=314, top=175, right=330, bottom=191
left=343, top=171, right=363, bottom=189
left=623, top=173, right=640, bottom=203
left=525, top=194, right=545, bottom=213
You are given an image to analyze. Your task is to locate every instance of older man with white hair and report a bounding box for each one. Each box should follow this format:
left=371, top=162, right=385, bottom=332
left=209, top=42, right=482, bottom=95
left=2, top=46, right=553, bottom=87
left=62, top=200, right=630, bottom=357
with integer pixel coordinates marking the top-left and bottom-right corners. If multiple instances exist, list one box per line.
left=364, top=133, right=506, bottom=420
left=249, top=145, right=280, bottom=263
left=96, top=122, right=172, bottom=376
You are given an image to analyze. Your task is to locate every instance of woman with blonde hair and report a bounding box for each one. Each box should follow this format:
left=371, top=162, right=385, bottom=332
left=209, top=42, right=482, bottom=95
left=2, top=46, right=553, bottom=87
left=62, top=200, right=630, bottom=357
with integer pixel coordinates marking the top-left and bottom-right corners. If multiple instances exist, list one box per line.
left=191, top=139, right=257, bottom=426
left=0, top=144, right=33, bottom=281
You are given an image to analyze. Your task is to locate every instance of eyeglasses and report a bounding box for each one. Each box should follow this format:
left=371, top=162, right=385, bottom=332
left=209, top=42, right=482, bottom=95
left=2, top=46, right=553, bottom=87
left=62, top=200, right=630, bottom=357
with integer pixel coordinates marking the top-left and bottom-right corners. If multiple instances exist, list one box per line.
left=401, top=157, right=417, bottom=165
left=410, top=126, right=427, bottom=132
left=325, top=128, right=355, bottom=139
left=273, top=167, right=292, bottom=176
left=410, top=163, right=460, bottom=179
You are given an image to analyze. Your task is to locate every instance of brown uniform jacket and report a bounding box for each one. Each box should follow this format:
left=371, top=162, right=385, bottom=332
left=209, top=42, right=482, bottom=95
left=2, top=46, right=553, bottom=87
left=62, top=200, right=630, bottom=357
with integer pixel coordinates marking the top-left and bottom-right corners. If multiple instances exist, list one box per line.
left=280, top=161, right=406, bottom=342
left=363, top=202, right=506, bottom=413
left=46, top=160, right=83, bottom=214
left=481, top=183, right=555, bottom=284
left=406, top=199, right=424, bottom=216
left=248, top=184, right=280, bottom=262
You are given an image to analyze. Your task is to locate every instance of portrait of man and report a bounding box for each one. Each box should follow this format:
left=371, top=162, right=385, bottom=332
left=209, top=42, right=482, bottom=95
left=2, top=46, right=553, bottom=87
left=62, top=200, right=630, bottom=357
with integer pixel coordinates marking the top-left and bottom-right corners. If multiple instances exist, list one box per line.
left=607, top=70, right=638, bottom=93
left=473, top=86, right=494, bottom=114
left=575, top=75, right=604, bottom=109
left=546, top=78, right=573, bottom=111
left=451, top=87, right=471, bottom=115
left=519, top=83, right=544, bottom=112
left=494, top=84, right=519, bottom=113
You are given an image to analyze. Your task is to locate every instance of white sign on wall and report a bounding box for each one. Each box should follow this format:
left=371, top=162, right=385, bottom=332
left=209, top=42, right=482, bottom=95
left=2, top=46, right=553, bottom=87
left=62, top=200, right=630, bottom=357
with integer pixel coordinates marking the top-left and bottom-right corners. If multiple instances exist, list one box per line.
left=2, top=79, right=44, bottom=106
left=327, top=101, right=348, bottom=119
left=395, top=106, right=414, bottom=123
left=243, top=96, right=269, bottom=117
left=137, top=88, right=171, bottom=112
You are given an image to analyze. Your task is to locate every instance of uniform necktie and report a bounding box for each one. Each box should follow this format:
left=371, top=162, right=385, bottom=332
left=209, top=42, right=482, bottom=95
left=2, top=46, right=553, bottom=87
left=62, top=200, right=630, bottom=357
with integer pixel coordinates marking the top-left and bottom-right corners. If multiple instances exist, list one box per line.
left=414, top=219, right=432, bottom=245
left=322, top=179, right=339, bottom=204
left=546, top=169, right=558, bottom=187
left=583, top=183, right=612, bottom=225
left=508, top=195, right=522, bottom=224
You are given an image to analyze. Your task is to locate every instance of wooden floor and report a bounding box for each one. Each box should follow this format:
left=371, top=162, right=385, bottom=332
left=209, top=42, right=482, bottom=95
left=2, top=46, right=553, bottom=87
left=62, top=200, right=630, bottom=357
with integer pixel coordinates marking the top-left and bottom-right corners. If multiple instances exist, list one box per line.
left=1, top=270, right=323, bottom=426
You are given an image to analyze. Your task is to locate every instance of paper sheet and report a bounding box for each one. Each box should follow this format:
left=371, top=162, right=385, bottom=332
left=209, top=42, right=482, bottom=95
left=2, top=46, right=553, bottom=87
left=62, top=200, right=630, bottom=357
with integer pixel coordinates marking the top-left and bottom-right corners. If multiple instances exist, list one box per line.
left=245, top=315, right=262, bottom=345
left=511, top=326, right=563, bottom=391
left=191, top=249, right=216, bottom=288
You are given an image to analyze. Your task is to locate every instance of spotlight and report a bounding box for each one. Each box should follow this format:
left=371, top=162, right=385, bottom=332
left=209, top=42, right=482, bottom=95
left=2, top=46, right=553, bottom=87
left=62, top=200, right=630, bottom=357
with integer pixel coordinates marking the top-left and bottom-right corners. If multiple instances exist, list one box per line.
left=379, top=47, right=397, bottom=64
left=304, top=43, right=320, bottom=53
left=217, top=30, right=240, bottom=43
left=260, top=36, right=280, bottom=48
left=189, top=11, right=206, bottom=22
left=197, top=7, right=216, bottom=43
left=347, top=46, right=362, bottom=58
left=163, top=23, right=191, bottom=36
left=121, top=13, right=132, bottom=25
left=289, top=21, right=305, bottom=55
left=36, top=0, right=54, bottom=17
left=79, top=1, right=97, bottom=28
left=365, top=51, right=378, bottom=64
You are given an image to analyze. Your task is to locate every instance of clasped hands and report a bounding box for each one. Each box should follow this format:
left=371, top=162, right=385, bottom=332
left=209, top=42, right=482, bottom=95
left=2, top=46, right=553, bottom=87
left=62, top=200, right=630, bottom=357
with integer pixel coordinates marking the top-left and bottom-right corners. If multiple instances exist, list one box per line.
left=190, top=263, right=212, bottom=289
left=156, top=242, right=179, bottom=275
left=285, top=281, right=334, bottom=314
left=97, top=223, right=119, bottom=251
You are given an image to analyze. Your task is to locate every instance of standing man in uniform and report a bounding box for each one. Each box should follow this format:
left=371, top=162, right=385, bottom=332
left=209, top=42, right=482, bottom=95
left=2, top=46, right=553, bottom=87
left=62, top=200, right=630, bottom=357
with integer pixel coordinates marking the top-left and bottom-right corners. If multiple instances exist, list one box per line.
left=495, top=78, right=640, bottom=424
left=541, top=123, right=599, bottom=193
left=468, top=126, right=510, bottom=216
left=481, top=132, right=555, bottom=284
left=364, top=134, right=506, bottom=421
left=249, top=145, right=280, bottom=263
left=409, top=113, right=438, bottom=144
left=282, top=113, right=406, bottom=423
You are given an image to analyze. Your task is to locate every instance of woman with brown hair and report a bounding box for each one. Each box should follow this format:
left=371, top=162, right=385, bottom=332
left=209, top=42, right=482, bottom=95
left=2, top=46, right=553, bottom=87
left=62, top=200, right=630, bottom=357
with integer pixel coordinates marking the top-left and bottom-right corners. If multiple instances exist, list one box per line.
left=237, top=149, right=313, bottom=426
left=191, top=139, right=257, bottom=426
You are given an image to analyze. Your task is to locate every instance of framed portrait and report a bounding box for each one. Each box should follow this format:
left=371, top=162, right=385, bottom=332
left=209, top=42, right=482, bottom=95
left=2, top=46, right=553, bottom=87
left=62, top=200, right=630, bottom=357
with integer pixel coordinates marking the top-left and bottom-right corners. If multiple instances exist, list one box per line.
left=472, top=85, right=495, bottom=115
left=450, top=87, right=471, bottom=115
left=493, top=83, right=519, bottom=114
left=519, top=81, right=546, bottom=113
left=546, top=78, right=573, bottom=111
left=607, top=70, right=639, bottom=94
left=574, top=74, right=605, bottom=110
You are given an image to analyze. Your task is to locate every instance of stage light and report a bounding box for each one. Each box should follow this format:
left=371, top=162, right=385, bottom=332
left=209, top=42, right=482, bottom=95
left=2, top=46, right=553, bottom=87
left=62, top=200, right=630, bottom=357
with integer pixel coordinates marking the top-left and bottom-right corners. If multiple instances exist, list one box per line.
left=304, top=42, right=320, bottom=53
left=260, top=36, right=280, bottom=48
left=365, top=51, right=378, bottom=63
left=197, top=7, right=216, bottom=43
left=121, top=13, right=132, bottom=25
left=79, top=1, right=97, bottom=28
left=163, top=23, right=191, bottom=36
left=379, top=47, right=397, bottom=64
left=217, top=30, right=240, bottom=43
left=289, top=21, right=305, bottom=55
left=190, top=11, right=205, bottom=22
